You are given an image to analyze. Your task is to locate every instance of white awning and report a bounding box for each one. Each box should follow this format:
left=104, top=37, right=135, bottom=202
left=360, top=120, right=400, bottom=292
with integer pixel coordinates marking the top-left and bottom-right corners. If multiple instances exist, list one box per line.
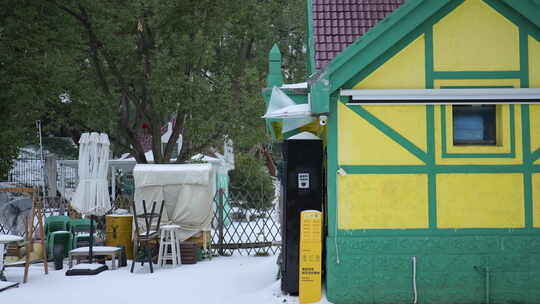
left=340, top=88, right=540, bottom=104
left=263, top=87, right=313, bottom=118
left=263, top=87, right=314, bottom=133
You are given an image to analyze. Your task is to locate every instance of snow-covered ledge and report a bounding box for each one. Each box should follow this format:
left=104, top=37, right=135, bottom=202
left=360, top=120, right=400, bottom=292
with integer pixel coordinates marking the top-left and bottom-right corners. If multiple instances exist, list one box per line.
left=280, top=82, right=308, bottom=89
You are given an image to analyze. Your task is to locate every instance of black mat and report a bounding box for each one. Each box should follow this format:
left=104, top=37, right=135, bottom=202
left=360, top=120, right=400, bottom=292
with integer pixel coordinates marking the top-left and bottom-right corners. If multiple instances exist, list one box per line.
left=65, top=265, right=108, bottom=276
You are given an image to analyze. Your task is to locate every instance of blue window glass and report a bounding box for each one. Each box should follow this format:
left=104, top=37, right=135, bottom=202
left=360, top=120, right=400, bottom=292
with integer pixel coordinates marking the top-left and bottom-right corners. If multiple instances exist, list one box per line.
left=452, top=105, right=496, bottom=145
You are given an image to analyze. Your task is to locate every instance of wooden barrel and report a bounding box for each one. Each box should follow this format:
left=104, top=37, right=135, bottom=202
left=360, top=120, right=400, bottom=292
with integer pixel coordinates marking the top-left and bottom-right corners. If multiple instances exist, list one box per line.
left=179, top=242, right=198, bottom=264
left=105, top=215, right=133, bottom=259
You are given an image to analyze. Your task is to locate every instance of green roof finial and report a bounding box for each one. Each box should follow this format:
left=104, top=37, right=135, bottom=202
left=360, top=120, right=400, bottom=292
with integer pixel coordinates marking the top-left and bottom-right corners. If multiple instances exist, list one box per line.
left=267, top=44, right=283, bottom=87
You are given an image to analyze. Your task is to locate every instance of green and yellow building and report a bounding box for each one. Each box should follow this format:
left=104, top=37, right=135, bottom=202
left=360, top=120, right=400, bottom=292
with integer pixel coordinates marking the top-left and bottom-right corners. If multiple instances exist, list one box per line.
left=264, top=0, right=540, bottom=303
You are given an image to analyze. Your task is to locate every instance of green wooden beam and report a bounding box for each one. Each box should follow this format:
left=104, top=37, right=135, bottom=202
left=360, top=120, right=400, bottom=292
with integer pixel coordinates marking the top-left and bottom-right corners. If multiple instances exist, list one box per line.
left=306, top=0, right=316, bottom=76
left=267, top=44, right=283, bottom=88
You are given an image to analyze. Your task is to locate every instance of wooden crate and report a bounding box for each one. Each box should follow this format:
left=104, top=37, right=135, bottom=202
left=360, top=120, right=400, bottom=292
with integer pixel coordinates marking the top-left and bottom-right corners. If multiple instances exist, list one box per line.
left=184, top=231, right=210, bottom=248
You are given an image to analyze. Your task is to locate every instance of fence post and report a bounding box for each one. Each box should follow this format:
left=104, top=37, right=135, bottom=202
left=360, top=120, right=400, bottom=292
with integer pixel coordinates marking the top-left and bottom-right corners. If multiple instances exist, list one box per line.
left=217, top=188, right=225, bottom=255
left=45, top=155, right=57, bottom=197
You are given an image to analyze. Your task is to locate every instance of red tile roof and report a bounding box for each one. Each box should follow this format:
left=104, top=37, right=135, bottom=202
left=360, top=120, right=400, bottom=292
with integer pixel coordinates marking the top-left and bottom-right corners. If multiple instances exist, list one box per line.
left=312, top=0, right=405, bottom=70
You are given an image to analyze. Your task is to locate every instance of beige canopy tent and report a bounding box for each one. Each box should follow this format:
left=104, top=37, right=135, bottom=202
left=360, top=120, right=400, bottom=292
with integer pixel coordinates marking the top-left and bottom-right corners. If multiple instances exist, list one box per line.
left=133, top=164, right=214, bottom=241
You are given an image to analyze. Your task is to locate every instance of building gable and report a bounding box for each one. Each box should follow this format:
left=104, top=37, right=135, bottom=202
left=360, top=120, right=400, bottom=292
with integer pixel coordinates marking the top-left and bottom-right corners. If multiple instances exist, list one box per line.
left=310, top=0, right=540, bottom=114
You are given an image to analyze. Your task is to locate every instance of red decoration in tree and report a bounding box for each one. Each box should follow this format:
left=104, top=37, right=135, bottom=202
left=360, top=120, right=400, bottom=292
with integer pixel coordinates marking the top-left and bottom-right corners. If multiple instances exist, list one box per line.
left=141, top=123, right=149, bottom=129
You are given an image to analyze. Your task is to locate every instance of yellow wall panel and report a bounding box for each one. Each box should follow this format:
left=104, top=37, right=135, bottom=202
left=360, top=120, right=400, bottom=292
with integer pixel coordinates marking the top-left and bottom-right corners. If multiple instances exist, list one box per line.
left=338, top=102, right=424, bottom=165
left=338, top=174, right=428, bottom=229
left=533, top=174, right=540, bottom=227
left=362, top=105, right=427, bottom=152
left=433, top=0, right=519, bottom=71
left=526, top=33, right=540, bottom=156
left=353, top=35, right=425, bottom=89
left=437, top=174, right=524, bottom=228
left=530, top=35, right=540, bottom=88
left=531, top=104, right=540, bottom=153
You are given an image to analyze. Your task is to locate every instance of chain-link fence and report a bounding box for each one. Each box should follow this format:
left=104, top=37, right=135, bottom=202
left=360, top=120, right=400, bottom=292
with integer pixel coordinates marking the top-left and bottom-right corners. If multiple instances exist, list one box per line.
left=211, top=181, right=281, bottom=256
left=0, top=185, right=129, bottom=237
left=0, top=193, right=73, bottom=236
left=209, top=148, right=282, bottom=256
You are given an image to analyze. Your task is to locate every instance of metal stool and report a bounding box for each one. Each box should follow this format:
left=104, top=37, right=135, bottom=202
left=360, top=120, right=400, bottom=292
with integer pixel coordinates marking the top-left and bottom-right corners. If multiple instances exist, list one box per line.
left=157, top=225, right=182, bottom=267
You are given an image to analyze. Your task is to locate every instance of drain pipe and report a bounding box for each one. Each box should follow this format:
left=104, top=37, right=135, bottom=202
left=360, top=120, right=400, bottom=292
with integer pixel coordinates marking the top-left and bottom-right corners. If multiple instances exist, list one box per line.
left=334, top=168, right=347, bottom=265
left=474, top=265, right=491, bottom=304
left=485, top=266, right=490, bottom=304
left=412, top=256, right=418, bottom=304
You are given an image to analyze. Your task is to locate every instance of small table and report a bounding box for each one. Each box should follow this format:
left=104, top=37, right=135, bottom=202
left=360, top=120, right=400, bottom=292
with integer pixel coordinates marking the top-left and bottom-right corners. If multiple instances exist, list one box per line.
left=0, top=234, right=24, bottom=291
left=68, top=246, right=122, bottom=270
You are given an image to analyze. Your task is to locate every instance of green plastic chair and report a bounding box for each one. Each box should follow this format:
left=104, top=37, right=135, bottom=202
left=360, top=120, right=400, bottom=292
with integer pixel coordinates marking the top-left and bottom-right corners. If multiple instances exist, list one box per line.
left=70, top=218, right=95, bottom=249
left=44, top=215, right=70, bottom=234
left=45, top=216, right=73, bottom=258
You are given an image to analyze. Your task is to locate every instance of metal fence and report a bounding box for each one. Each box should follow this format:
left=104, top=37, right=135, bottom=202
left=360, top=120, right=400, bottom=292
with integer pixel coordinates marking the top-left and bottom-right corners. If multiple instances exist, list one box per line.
left=3, top=152, right=284, bottom=256
left=1, top=157, right=78, bottom=197
left=3, top=158, right=45, bottom=188
left=211, top=183, right=281, bottom=256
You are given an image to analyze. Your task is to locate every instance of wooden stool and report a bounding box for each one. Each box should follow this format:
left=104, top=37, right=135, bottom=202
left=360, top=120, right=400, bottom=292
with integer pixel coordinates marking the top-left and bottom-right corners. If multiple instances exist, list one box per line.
left=157, top=225, right=182, bottom=267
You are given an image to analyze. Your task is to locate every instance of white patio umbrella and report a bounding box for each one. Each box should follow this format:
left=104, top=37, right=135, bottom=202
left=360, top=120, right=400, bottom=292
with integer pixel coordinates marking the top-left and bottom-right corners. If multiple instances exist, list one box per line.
left=71, top=132, right=111, bottom=270
left=72, top=132, right=111, bottom=215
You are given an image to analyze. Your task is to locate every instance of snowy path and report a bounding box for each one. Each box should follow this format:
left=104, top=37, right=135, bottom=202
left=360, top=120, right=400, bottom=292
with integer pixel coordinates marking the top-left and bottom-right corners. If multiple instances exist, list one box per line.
left=1, top=255, right=331, bottom=304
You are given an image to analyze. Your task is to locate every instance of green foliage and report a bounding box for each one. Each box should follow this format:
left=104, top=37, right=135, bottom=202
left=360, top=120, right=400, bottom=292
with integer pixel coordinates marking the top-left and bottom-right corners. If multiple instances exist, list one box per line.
left=229, top=152, right=275, bottom=211
left=1, top=0, right=307, bottom=163
left=41, top=137, right=78, bottom=159
left=0, top=131, right=24, bottom=180
left=0, top=103, right=35, bottom=180
left=0, top=3, right=48, bottom=178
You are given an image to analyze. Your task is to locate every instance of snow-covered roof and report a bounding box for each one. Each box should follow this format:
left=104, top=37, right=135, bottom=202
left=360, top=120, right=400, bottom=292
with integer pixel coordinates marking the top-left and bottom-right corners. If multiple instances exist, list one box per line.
left=118, top=150, right=157, bottom=161
left=288, top=131, right=321, bottom=140
left=280, top=82, right=308, bottom=89
left=191, top=153, right=221, bottom=163
left=134, top=163, right=212, bottom=186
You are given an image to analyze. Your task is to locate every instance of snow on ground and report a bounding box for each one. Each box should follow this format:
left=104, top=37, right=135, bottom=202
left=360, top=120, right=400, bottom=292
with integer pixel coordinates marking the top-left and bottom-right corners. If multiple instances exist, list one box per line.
left=1, top=255, right=332, bottom=304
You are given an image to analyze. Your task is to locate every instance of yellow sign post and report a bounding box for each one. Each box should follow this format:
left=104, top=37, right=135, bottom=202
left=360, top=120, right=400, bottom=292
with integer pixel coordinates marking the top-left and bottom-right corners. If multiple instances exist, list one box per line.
left=299, top=210, right=322, bottom=304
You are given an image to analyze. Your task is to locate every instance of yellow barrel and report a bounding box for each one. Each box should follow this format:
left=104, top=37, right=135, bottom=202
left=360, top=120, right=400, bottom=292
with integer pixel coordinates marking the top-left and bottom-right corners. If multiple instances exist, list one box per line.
left=105, top=215, right=133, bottom=259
